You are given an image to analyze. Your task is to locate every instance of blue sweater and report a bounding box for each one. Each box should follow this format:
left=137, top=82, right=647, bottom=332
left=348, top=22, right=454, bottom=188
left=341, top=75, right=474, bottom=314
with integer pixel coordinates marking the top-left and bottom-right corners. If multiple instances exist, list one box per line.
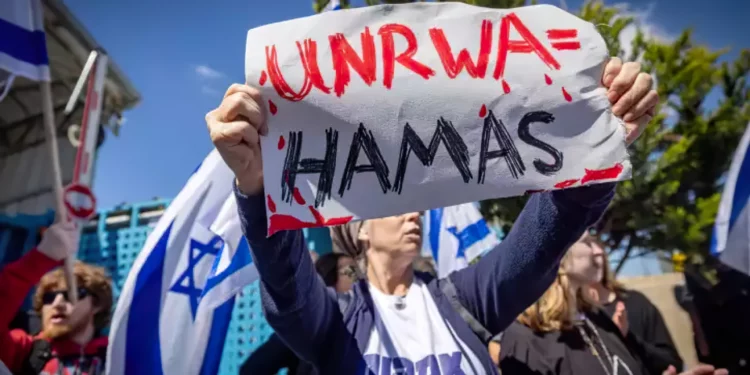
left=235, top=183, right=615, bottom=374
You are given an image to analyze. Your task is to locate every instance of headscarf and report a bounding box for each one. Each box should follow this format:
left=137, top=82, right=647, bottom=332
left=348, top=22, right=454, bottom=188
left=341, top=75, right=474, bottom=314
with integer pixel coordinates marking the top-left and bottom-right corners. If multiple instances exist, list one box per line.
left=329, top=221, right=367, bottom=278
left=330, top=221, right=365, bottom=258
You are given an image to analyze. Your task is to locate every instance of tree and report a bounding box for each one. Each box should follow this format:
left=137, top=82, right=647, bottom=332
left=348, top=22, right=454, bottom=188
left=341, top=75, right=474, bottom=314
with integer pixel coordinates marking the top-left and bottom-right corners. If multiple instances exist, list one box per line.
left=312, top=0, right=750, bottom=272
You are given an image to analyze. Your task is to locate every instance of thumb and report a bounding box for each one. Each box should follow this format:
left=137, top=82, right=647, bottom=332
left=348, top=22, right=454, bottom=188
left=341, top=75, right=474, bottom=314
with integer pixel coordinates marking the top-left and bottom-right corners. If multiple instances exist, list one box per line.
left=624, top=110, right=652, bottom=146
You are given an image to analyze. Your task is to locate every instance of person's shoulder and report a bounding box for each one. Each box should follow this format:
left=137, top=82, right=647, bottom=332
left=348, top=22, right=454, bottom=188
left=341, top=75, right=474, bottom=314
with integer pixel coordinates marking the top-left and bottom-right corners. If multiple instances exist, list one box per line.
left=502, top=321, right=555, bottom=344
left=10, top=328, right=34, bottom=344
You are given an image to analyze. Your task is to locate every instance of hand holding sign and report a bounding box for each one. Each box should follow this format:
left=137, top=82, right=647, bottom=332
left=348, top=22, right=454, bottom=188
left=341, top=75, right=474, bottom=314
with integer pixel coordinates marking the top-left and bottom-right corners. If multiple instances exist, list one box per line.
left=602, top=57, right=658, bottom=144
left=206, top=84, right=268, bottom=196
left=207, top=3, right=658, bottom=236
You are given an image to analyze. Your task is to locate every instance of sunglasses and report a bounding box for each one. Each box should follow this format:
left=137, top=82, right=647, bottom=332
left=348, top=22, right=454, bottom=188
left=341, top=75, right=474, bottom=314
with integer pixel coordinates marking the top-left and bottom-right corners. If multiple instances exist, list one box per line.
left=42, top=288, right=90, bottom=305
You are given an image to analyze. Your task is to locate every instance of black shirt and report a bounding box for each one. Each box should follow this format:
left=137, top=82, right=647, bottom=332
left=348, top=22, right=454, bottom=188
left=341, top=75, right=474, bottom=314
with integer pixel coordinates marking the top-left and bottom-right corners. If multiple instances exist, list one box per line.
left=500, top=309, right=648, bottom=375
left=240, top=333, right=307, bottom=375
left=602, top=289, right=683, bottom=374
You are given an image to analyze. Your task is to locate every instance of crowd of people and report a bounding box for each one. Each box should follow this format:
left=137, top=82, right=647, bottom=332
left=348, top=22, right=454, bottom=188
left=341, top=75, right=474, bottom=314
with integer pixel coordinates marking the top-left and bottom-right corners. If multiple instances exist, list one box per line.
left=0, top=55, right=737, bottom=375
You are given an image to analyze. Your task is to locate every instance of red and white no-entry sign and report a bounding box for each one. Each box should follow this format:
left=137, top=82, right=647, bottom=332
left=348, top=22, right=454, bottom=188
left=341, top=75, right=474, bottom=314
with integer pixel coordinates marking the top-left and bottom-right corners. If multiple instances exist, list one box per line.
left=63, top=183, right=97, bottom=220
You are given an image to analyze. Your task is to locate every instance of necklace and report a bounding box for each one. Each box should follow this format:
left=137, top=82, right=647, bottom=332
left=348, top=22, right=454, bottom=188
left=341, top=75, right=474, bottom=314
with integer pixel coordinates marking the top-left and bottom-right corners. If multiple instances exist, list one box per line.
left=575, top=317, right=614, bottom=375
left=394, top=295, right=406, bottom=310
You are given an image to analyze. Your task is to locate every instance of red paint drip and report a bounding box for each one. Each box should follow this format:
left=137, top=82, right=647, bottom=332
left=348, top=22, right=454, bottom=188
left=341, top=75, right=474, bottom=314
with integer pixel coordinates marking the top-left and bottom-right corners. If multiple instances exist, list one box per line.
left=259, top=71, right=267, bottom=86
left=293, top=187, right=306, bottom=205
left=266, top=195, right=277, bottom=213
left=267, top=206, right=353, bottom=236
left=277, top=135, right=285, bottom=150
left=562, top=87, right=572, bottom=102
left=554, top=179, right=579, bottom=189
left=309, top=206, right=325, bottom=223
left=268, top=214, right=315, bottom=236
left=544, top=74, right=552, bottom=85
left=268, top=100, right=278, bottom=115
left=581, top=163, right=624, bottom=185
left=479, top=104, right=487, bottom=118
left=501, top=80, right=511, bottom=94
left=326, top=216, right=354, bottom=225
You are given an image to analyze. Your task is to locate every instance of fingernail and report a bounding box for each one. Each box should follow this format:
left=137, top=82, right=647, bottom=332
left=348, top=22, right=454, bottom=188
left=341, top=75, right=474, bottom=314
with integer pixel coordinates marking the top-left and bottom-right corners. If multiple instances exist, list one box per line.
left=623, top=113, right=634, bottom=122
left=607, top=91, right=618, bottom=102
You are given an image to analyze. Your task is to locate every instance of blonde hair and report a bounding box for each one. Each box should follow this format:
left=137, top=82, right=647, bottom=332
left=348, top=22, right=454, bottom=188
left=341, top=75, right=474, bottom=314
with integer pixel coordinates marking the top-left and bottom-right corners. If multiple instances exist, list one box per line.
left=517, top=252, right=598, bottom=332
left=34, top=261, right=113, bottom=331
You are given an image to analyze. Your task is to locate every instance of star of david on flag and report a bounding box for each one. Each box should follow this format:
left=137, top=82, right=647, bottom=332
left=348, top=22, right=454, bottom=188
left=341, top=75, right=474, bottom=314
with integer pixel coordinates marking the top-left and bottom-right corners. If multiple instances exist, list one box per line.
left=107, top=150, right=258, bottom=375
left=426, top=203, right=501, bottom=278
left=169, top=235, right=223, bottom=319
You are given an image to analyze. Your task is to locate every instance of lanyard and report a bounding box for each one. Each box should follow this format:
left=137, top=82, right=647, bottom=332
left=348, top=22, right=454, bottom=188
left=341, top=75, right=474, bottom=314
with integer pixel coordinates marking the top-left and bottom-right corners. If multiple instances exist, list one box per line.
left=575, top=317, right=614, bottom=375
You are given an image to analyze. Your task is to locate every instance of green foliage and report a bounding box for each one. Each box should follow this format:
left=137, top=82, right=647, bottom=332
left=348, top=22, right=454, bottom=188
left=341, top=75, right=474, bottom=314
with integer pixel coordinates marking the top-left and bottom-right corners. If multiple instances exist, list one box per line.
left=485, top=4, right=750, bottom=270
left=311, top=0, right=750, bottom=269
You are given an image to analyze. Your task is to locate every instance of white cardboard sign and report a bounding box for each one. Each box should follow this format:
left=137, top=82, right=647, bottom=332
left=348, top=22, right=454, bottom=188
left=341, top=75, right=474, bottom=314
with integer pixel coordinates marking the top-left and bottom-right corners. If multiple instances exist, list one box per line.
left=245, top=3, right=631, bottom=235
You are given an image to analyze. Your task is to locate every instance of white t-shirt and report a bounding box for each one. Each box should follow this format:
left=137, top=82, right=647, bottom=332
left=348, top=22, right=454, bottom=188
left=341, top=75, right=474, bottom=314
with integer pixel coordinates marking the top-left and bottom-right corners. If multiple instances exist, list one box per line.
left=363, top=279, right=486, bottom=374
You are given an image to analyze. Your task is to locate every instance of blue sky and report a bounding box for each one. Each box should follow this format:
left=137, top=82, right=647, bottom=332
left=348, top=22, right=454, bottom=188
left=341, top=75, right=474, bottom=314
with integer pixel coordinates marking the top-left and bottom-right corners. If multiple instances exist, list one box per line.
left=64, top=0, right=746, bottom=275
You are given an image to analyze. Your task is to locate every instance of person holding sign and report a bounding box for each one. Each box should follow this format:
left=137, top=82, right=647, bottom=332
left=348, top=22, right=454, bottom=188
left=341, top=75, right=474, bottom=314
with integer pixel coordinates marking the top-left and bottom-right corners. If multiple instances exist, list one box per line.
left=0, top=222, right=113, bottom=375
left=206, top=47, right=655, bottom=374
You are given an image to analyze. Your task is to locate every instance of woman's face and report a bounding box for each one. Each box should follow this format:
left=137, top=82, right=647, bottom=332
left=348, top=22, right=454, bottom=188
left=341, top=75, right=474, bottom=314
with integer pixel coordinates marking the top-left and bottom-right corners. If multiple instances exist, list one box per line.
left=564, top=232, right=605, bottom=285
left=360, top=212, right=423, bottom=259
left=335, top=256, right=356, bottom=292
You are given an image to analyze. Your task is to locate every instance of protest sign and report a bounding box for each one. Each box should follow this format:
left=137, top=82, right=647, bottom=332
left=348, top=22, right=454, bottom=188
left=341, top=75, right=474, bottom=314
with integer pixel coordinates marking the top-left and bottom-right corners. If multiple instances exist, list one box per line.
left=245, top=3, right=631, bottom=235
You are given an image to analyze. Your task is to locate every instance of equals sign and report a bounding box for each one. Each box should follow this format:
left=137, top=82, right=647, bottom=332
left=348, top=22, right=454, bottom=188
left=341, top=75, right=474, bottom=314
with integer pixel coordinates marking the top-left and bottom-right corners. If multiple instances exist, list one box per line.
left=546, top=29, right=581, bottom=51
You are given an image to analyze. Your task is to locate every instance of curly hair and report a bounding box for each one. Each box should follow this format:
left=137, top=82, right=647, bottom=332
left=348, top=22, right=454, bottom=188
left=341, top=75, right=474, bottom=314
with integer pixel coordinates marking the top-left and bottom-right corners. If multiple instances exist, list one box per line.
left=33, top=261, right=114, bottom=331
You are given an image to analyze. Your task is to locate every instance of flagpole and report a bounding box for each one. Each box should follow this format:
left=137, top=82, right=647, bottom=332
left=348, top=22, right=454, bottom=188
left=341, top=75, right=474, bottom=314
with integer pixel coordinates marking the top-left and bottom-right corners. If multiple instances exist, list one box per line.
left=40, top=80, right=79, bottom=304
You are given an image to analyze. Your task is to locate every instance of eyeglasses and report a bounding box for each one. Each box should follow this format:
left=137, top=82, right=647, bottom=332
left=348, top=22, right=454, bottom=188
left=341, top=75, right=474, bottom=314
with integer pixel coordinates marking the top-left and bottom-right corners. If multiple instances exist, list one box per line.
left=338, top=267, right=356, bottom=279
left=42, top=288, right=89, bottom=305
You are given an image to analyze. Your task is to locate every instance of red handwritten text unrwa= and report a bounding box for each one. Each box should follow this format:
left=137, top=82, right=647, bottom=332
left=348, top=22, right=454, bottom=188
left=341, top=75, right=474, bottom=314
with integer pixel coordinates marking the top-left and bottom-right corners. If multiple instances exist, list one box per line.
left=258, top=13, right=582, bottom=102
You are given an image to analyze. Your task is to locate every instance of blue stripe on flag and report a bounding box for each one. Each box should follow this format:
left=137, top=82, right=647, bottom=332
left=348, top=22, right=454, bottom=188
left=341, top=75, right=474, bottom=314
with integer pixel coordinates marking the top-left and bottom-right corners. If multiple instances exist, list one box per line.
left=710, top=225, right=719, bottom=255
left=203, top=238, right=253, bottom=292
left=729, top=146, right=750, bottom=233
left=429, top=208, right=443, bottom=262
left=0, top=17, right=48, bottom=66
left=124, top=222, right=172, bottom=375
left=198, top=297, right=235, bottom=375
left=190, top=161, right=203, bottom=178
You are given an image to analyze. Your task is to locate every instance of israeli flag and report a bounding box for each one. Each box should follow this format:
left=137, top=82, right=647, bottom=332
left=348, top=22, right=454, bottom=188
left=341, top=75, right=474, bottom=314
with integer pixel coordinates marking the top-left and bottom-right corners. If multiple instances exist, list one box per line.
left=107, top=150, right=258, bottom=375
left=322, top=0, right=341, bottom=12
left=0, top=0, right=50, bottom=81
left=426, top=203, right=501, bottom=278
left=711, top=122, right=750, bottom=274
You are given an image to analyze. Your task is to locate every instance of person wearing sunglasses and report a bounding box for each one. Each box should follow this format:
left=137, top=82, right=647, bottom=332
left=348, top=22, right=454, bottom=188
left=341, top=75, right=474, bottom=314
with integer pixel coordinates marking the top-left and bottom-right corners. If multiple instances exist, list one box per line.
left=0, top=222, right=113, bottom=375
